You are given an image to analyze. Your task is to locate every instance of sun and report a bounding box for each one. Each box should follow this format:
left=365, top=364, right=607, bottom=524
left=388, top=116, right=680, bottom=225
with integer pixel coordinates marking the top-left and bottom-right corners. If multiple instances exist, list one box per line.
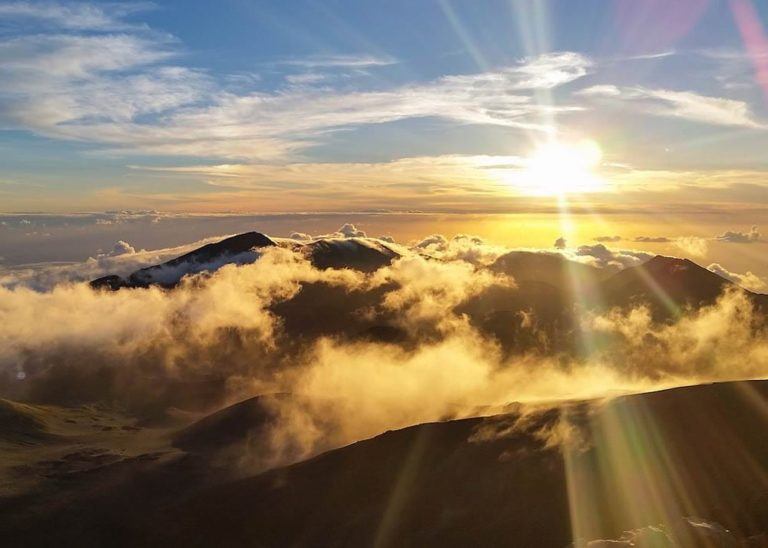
left=515, top=139, right=604, bottom=196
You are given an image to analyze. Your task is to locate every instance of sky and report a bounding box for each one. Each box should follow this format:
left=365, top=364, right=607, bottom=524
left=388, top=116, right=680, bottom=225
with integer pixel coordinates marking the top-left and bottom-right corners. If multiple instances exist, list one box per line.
left=0, top=0, right=767, bottom=281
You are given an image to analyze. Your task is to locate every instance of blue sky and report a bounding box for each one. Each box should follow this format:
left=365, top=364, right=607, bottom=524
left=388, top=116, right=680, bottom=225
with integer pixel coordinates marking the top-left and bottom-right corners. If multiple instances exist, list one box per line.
left=1, top=0, right=768, bottom=215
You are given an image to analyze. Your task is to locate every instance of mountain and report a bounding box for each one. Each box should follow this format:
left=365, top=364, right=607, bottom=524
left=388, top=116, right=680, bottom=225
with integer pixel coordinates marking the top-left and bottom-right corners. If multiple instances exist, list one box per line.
left=456, top=252, right=607, bottom=353
left=304, top=237, right=400, bottom=272
left=173, top=393, right=287, bottom=456
left=91, top=232, right=276, bottom=289
left=150, top=381, right=768, bottom=547
left=0, top=399, right=55, bottom=445
left=600, top=255, right=768, bottom=318
left=490, top=250, right=605, bottom=291
left=91, top=233, right=400, bottom=290
left=2, top=381, right=768, bottom=546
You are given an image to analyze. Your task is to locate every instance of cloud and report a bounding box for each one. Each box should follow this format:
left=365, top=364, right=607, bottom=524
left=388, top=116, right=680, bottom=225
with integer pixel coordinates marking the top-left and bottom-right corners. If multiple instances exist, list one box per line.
left=0, top=1, right=151, bottom=31
left=414, top=234, right=508, bottom=265
left=293, top=223, right=373, bottom=241
left=0, top=234, right=229, bottom=290
left=554, top=237, right=567, bottom=249
left=368, top=254, right=513, bottom=333
left=632, top=228, right=763, bottom=253
left=0, top=33, right=210, bottom=135
left=573, top=244, right=653, bottom=269
left=633, top=236, right=671, bottom=243
left=130, top=155, right=530, bottom=208
left=104, top=240, right=136, bottom=257
left=575, top=84, right=621, bottom=97
left=716, top=225, right=761, bottom=243
left=337, top=223, right=366, bottom=238
left=135, top=53, right=585, bottom=160
left=0, top=9, right=590, bottom=162
left=578, top=85, right=765, bottom=128
left=280, top=54, right=397, bottom=69
left=1, top=231, right=767, bottom=472
left=284, top=73, right=327, bottom=85
left=0, top=33, right=173, bottom=78
left=623, top=50, right=677, bottom=61
left=505, top=51, right=592, bottom=89
left=414, top=234, right=448, bottom=249
left=125, top=157, right=768, bottom=214
left=707, top=263, right=766, bottom=292
left=288, top=232, right=312, bottom=241
left=673, top=236, right=709, bottom=257
left=594, top=235, right=622, bottom=243
left=586, top=288, right=768, bottom=378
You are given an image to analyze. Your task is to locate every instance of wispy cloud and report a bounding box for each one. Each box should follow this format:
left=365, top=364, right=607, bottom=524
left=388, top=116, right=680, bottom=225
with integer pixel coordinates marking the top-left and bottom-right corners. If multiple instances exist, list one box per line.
left=621, top=50, right=677, bottom=61
left=707, top=263, right=766, bottom=292
left=0, top=1, right=152, bottom=31
left=594, top=235, right=622, bottom=243
left=280, top=54, right=397, bottom=68
left=441, top=51, right=591, bottom=91
left=284, top=73, right=328, bottom=85
left=578, top=85, right=766, bottom=128
left=0, top=16, right=590, bottom=161
left=634, top=236, right=671, bottom=243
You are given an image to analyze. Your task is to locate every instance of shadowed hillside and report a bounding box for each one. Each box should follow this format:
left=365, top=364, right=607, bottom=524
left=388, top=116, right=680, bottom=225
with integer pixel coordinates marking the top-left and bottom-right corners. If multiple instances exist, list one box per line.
left=1, top=382, right=768, bottom=546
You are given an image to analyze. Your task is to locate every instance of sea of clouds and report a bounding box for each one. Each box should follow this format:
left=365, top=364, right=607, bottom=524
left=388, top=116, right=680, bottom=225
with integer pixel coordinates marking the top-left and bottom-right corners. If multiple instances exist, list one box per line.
left=1, top=225, right=767, bottom=470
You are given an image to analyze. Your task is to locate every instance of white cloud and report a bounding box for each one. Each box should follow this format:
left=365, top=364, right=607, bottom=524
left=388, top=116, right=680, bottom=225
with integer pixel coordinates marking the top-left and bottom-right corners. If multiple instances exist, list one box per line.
left=0, top=32, right=210, bottom=135
left=579, top=85, right=765, bottom=128
left=103, top=240, right=136, bottom=257
left=0, top=33, right=171, bottom=78
left=337, top=223, right=366, bottom=238
left=0, top=11, right=590, bottom=162
left=576, top=84, right=621, bottom=97
left=281, top=54, right=397, bottom=68
left=0, top=1, right=151, bottom=31
left=289, top=232, right=312, bottom=241
left=707, top=263, right=766, bottom=292
left=509, top=51, right=591, bottom=89
left=285, top=73, right=327, bottom=85
left=624, top=50, right=677, bottom=61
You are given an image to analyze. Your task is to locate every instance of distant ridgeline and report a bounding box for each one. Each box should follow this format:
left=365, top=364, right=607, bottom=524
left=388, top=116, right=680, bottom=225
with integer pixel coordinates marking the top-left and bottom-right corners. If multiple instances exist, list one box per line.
left=91, top=231, right=768, bottom=343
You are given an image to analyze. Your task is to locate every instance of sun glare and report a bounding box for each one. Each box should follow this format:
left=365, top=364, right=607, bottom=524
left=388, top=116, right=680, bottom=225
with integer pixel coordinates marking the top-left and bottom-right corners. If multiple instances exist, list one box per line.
left=515, top=139, right=605, bottom=196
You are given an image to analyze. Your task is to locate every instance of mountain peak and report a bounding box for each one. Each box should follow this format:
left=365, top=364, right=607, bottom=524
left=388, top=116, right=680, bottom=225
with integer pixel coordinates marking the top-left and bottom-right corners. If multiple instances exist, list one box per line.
left=91, top=231, right=276, bottom=290
left=641, top=255, right=699, bottom=275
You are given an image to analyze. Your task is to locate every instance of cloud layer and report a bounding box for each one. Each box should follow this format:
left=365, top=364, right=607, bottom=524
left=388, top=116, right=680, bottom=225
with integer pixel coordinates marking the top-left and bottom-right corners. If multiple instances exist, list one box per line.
left=1, top=229, right=767, bottom=471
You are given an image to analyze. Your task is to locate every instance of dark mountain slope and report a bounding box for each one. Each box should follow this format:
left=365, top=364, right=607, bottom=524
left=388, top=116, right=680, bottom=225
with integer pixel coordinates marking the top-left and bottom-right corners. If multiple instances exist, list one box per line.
left=0, top=399, right=56, bottom=445
left=304, top=237, right=399, bottom=272
left=491, top=250, right=605, bottom=291
left=151, top=381, right=768, bottom=547
left=2, top=382, right=768, bottom=546
left=600, top=255, right=768, bottom=318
